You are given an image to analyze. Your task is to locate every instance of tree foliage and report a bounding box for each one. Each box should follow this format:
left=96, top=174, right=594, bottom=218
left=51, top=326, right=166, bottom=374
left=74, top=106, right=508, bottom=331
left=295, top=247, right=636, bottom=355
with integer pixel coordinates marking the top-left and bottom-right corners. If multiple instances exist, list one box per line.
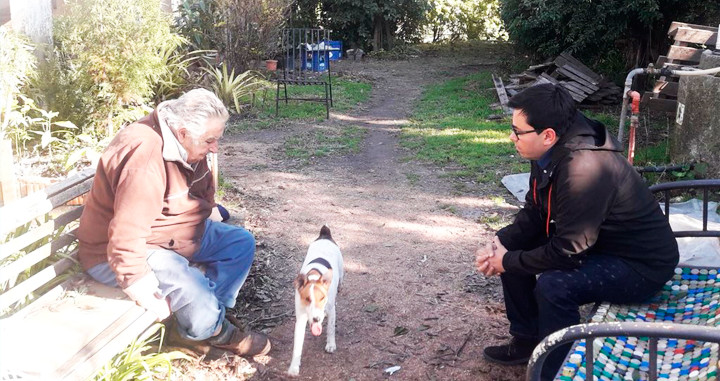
left=175, top=0, right=291, bottom=70
left=425, top=0, right=506, bottom=42
left=44, top=0, right=183, bottom=135
left=500, top=0, right=720, bottom=73
left=291, top=0, right=429, bottom=51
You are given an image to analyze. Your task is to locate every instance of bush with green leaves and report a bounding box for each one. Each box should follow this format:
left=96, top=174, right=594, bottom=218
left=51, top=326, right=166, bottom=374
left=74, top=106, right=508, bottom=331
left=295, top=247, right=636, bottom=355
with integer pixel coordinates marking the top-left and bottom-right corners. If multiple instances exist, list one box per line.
left=0, top=27, right=37, bottom=144
left=44, top=0, right=184, bottom=136
left=500, top=0, right=720, bottom=74
left=176, top=0, right=291, bottom=72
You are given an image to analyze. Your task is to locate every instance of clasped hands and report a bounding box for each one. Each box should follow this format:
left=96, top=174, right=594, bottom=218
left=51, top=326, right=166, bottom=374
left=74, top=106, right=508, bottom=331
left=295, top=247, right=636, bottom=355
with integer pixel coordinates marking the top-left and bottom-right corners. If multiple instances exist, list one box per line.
left=475, top=235, right=507, bottom=276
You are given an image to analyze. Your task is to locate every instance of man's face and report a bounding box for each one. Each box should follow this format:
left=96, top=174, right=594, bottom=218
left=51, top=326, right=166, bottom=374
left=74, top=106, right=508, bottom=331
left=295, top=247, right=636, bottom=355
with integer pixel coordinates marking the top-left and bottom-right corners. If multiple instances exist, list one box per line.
left=178, top=117, right=225, bottom=163
left=510, top=109, right=554, bottom=160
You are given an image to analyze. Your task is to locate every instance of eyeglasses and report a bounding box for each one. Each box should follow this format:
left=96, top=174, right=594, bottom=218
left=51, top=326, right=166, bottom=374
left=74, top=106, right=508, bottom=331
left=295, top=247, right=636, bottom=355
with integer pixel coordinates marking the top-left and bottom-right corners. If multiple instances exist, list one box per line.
left=511, top=125, right=541, bottom=137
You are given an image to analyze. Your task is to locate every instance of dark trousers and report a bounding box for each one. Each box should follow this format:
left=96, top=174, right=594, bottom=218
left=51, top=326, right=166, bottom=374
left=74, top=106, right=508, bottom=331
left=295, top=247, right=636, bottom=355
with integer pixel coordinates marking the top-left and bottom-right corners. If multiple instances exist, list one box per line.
left=500, top=254, right=666, bottom=379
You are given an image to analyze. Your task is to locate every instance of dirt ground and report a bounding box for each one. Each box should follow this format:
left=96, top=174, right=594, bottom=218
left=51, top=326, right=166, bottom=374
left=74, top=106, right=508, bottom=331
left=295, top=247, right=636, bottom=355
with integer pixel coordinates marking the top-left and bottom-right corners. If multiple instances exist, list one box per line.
left=181, top=54, right=528, bottom=381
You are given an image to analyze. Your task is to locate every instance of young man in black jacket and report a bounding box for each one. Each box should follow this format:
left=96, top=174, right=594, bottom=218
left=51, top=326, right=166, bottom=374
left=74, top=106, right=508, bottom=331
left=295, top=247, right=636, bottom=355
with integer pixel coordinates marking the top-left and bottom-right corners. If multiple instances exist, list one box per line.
left=476, top=84, right=678, bottom=378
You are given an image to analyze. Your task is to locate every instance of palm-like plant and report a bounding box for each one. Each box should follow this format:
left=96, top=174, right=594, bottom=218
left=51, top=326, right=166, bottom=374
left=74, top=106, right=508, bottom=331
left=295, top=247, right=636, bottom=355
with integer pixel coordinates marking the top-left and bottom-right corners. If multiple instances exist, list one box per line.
left=202, top=63, right=269, bottom=113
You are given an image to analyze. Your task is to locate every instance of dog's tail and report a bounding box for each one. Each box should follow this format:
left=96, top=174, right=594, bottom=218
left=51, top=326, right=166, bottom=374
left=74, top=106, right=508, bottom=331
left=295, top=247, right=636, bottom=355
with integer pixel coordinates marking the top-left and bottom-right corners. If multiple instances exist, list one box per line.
left=317, top=225, right=336, bottom=244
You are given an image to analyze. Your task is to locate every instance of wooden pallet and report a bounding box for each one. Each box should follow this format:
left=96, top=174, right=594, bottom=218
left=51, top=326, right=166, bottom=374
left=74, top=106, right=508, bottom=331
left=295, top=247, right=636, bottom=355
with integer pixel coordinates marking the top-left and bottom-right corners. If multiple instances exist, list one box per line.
left=642, top=22, right=718, bottom=114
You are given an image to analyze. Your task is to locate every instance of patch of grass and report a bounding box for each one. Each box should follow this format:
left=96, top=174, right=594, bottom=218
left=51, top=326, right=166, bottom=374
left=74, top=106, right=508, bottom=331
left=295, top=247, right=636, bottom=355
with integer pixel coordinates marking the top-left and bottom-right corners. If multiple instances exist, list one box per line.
left=477, top=212, right=505, bottom=230
left=402, top=72, right=518, bottom=184
left=404, top=172, right=420, bottom=185
left=226, top=78, right=371, bottom=133
left=91, top=323, right=190, bottom=381
left=284, top=125, right=366, bottom=164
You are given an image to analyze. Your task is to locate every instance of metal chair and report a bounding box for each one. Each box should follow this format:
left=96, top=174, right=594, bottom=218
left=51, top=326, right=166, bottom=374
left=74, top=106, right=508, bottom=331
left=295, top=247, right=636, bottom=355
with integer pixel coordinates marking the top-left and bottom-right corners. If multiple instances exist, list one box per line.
left=275, top=28, right=337, bottom=118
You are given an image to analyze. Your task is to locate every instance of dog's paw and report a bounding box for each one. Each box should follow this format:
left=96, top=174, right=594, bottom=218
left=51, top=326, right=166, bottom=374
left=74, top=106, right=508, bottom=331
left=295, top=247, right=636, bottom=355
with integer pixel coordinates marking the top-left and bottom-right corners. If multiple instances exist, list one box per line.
left=325, top=342, right=337, bottom=353
left=287, top=365, right=300, bottom=376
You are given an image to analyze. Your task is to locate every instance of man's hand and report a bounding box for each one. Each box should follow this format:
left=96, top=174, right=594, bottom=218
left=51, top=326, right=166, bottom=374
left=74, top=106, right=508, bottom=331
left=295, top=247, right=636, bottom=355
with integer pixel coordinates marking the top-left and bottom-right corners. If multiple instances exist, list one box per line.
left=475, top=241, right=499, bottom=276
left=122, top=273, right=171, bottom=321
left=486, top=236, right=507, bottom=274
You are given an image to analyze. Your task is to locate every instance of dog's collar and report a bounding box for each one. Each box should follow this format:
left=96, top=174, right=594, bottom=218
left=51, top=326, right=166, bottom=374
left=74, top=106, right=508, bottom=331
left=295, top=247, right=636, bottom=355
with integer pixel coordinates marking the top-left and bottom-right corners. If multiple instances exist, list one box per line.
left=305, top=257, right=332, bottom=275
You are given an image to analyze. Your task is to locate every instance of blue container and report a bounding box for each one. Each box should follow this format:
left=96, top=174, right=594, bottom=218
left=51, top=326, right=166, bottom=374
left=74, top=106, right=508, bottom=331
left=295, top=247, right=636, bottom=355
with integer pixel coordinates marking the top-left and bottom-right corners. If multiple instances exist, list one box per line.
left=301, top=48, right=330, bottom=72
left=326, top=40, right=342, bottom=60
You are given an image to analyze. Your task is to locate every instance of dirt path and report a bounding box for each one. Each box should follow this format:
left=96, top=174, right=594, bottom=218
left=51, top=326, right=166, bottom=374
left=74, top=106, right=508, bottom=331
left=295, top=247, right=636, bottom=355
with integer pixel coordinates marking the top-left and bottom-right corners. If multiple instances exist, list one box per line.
left=218, top=56, right=526, bottom=380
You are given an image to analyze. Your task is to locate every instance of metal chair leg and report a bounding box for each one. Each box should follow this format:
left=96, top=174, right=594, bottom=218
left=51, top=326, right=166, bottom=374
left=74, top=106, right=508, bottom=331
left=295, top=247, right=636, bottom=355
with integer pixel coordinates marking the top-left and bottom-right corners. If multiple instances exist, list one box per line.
left=275, top=81, right=281, bottom=117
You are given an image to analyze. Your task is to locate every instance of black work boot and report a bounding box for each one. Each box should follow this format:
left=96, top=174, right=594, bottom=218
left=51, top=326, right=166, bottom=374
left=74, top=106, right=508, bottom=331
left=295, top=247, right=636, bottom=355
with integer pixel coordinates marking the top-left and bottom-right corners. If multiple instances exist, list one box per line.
left=483, top=337, right=539, bottom=365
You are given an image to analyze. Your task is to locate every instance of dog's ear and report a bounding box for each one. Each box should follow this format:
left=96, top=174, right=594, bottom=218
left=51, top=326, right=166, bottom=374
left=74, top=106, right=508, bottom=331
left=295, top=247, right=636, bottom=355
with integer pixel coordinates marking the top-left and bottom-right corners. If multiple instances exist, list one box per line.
left=294, top=273, right=306, bottom=289
left=321, top=268, right=333, bottom=286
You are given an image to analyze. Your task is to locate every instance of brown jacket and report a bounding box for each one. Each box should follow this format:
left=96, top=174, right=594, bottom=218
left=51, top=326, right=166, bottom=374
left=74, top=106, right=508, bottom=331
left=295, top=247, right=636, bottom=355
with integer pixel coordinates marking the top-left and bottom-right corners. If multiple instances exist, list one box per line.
left=77, top=110, right=215, bottom=288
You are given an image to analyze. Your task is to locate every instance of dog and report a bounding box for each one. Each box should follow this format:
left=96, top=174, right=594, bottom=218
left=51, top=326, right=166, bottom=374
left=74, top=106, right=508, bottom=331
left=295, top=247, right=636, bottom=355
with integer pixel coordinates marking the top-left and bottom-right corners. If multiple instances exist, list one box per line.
left=287, top=225, right=344, bottom=376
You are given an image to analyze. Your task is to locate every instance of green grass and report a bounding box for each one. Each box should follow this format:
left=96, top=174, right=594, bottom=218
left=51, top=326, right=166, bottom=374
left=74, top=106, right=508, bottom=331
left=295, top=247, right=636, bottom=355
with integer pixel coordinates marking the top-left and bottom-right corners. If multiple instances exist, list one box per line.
left=402, top=72, right=527, bottom=183
left=284, top=125, right=366, bottom=164
left=230, top=79, right=372, bottom=132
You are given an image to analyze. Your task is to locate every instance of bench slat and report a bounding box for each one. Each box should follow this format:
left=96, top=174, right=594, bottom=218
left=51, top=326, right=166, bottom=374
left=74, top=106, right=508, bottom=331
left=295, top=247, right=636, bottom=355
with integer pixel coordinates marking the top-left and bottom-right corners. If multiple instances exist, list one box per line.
left=0, top=228, right=78, bottom=285
left=0, top=206, right=83, bottom=262
left=0, top=168, right=93, bottom=237
left=56, top=307, right=157, bottom=380
left=0, top=251, right=77, bottom=312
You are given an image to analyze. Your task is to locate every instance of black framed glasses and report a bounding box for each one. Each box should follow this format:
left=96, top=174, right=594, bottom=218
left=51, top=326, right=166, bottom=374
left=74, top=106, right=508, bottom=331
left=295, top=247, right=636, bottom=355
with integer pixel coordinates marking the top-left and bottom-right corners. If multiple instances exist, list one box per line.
left=511, top=125, right=541, bottom=137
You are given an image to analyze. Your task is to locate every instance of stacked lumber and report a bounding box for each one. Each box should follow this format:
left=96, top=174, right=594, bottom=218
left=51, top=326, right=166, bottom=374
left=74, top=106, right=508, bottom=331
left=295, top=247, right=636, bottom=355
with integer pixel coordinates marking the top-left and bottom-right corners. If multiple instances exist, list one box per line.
left=502, top=53, right=622, bottom=105
left=642, top=22, right=718, bottom=113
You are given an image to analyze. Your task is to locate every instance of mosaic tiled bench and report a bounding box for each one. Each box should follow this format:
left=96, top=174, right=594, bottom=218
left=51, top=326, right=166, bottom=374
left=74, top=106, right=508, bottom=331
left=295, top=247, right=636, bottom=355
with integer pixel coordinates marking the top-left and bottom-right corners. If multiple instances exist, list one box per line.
left=528, top=179, right=720, bottom=381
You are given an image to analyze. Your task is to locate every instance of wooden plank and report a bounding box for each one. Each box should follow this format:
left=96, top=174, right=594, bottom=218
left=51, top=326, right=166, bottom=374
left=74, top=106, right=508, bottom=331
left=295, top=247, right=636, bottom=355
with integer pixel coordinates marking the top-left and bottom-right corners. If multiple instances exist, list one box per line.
left=538, top=72, right=559, bottom=84
left=0, top=277, right=154, bottom=380
left=640, top=92, right=677, bottom=113
left=673, top=27, right=718, bottom=46
left=668, top=21, right=718, bottom=37
left=0, top=252, right=77, bottom=311
left=653, top=81, right=679, bottom=98
left=554, top=56, right=600, bottom=86
left=491, top=74, right=511, bottom=114
left=0, top=228, right=78, bottom=285
left=560, top=81, right=590, bottom=97
left=558, top=53, right=602, bottom=82
left=0, top=206, right=83, bottom=262
left=558, top=82, right=587, bottom=102
left=56, top=308, right=157, bottom=380
left=667, top=45, right=702, bottom=63
left=0, top=171, right=93, bottom=237
left=555, top=66, right=599, bottom=92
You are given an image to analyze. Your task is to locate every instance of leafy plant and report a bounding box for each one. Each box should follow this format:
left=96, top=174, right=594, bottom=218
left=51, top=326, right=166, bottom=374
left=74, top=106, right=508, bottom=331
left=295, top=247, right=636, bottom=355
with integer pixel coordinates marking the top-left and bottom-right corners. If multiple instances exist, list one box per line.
left=154, top=46, right=216, bottom=103
left=499, top=0, right=720, bottom=73
left=47, top=0, right=184, bottom=136
left=0, top=27, right=37, bottom=142
left=92, top=323, right=190, bottom=381
left=203, top=64, right=269, bottom=113
left=176, top=0, right=291, bottom=72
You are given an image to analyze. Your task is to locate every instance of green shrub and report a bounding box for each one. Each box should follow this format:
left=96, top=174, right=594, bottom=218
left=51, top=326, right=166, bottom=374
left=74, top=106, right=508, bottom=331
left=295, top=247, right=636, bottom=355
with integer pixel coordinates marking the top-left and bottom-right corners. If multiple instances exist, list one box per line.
left=500, top=0, right=720, bottom=75
left=0, top=27, right=37, bottom=144
left=176, top=0, right=291, bottom=72
left=45, top=0, right=184, bottom=136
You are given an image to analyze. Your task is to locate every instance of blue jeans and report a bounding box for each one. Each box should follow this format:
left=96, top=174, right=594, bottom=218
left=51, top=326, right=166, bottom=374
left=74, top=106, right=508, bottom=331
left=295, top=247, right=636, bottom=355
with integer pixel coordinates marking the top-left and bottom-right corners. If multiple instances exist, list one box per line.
left=87, top=220, right=255, bottom=341
left=501, top=254, right=667, bottom=380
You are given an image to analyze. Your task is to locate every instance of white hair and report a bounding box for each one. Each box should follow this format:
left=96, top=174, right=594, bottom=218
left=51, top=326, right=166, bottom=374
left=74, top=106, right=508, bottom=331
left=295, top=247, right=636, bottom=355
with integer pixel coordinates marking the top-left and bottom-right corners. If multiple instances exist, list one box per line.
left=160, top=88, right=229, bottom=138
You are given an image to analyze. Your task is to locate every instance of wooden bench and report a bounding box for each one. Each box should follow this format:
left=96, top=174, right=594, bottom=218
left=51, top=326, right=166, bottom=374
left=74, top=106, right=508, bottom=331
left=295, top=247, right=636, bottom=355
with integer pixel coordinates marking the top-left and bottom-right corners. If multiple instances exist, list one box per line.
left=528, top=179, right=720, bottom=381
left=0, top=168, right=156, bottom=380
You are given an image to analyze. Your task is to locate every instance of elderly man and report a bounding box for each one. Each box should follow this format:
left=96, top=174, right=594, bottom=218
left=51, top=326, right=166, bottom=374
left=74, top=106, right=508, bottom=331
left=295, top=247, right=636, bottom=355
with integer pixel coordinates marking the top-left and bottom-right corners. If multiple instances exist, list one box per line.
left=78, top=88, right=270, bottom=357
left=476, top=84, right=678, bottom=378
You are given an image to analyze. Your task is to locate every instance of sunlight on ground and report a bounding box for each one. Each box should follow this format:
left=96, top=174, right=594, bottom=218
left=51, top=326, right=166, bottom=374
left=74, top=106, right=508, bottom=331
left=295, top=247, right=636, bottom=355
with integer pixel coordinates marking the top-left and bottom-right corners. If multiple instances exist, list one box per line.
left=332, top=113, right=410, bottom=126
left=343, top=259, right=370, bottom=273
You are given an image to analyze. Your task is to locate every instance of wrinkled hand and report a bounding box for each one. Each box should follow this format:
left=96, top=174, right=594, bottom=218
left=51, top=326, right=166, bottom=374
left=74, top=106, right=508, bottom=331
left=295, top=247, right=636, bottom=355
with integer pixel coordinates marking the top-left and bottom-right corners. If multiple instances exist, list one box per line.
left=122, top=273, right=171, bottom=322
